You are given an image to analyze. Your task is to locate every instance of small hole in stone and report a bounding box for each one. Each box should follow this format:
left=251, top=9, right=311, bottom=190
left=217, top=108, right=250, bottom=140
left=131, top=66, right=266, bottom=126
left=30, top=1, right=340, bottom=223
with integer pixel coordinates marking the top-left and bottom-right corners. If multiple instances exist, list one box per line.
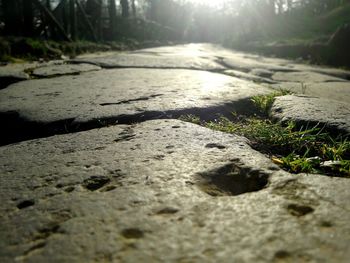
left=83, top=176, right=111, bottom=191
left=196, top=164, right=269, bottom=196
left=205, top=143, right=226, bottom=149
left=172, top=125, right=181, bottom=129
left=287, top=204, right=314, bottom=217
left=102, top=185, right=117, bottom=192
left=319, top=220, right=333, bottom=228
left=17, top=200, right=35, bottom=209
left=274, top=250, right=291, bottom=259
left=121, top=228, right=144, bottom=239
left=268, top=166, right=279, bottom=171
left=64, top=186, right=75, bottom=193
left=156, top=207, right=179, bottom=215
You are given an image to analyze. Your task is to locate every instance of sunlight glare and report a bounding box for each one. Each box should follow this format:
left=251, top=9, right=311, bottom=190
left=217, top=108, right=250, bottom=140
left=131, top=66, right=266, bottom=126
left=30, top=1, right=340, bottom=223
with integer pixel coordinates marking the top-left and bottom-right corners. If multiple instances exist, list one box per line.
left=187, top=0, right=227, bottom=8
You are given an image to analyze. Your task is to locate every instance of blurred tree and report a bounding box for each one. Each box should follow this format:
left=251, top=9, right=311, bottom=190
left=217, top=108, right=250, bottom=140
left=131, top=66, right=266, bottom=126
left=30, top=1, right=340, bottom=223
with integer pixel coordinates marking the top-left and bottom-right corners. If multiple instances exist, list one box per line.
left=120, top=0, right=129, bottom=17
left=108, top=0, right=117, bottom=37
left=23, top=0, right=34, bottom=36
left=131, top=0, right=136, bottom=17
left=2, top=0, right=22, bottom=35
left=86, top=0, right=102, bottom=38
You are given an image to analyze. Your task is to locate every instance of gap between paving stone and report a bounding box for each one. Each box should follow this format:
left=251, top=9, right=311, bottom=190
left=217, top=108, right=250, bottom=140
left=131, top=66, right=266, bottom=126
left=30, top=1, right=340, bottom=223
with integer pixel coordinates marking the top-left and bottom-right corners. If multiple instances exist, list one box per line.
left=0, top=98, right=258, bottom=146
left=69, top=60, right=226, bottom=74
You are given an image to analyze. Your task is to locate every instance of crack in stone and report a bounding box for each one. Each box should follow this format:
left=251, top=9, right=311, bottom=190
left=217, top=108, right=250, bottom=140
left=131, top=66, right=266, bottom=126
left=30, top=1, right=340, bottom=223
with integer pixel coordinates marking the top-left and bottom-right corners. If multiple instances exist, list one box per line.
left=69, top=60, right=224, bottom=73
left=100, top=94, right=163, bottom=106
left=0, top=99, right=256, bottom=146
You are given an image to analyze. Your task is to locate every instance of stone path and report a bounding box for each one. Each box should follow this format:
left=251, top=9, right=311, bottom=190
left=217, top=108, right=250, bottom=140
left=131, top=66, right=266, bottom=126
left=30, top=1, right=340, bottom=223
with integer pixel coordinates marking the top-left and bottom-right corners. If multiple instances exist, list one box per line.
left=0, top=44, right=350, bottom=262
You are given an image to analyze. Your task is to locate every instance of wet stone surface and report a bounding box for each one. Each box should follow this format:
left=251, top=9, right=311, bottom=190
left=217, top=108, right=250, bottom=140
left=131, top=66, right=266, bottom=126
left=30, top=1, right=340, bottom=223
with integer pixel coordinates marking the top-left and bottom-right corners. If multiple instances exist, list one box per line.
left=1, top=43, right=350, bottom=262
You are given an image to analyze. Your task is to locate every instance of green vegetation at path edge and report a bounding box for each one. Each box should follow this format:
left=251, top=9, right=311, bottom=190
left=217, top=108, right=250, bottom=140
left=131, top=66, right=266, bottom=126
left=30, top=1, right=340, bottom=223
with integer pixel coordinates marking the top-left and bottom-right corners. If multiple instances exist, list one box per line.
left=179, top=92, right=350, bottom=177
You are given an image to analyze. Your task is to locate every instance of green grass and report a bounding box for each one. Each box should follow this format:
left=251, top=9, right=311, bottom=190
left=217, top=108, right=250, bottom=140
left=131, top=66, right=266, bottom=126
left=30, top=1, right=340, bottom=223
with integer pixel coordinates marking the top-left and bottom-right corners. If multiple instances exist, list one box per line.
left=251, top=90, right=291, bottom=115
left=178, top=114, right=201, bottom=125
left=180, top=113, right=350, bottom=177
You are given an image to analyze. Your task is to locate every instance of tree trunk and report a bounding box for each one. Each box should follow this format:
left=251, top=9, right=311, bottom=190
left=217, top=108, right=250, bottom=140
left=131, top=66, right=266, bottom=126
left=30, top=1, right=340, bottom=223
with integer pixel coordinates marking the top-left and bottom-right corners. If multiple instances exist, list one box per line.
left=32, top=0, right=71, bottom=41
left=69, top=0, right=76, bottom=40
left=120, top=0, right=129, bottom=18
left=108, top=0, right=117, bottom=38
left=23, top=0, right=34, bottom=36
left=131, top=0, right=136, bottom=17
left=2, top=0, right=21, bottom=35
left=75, top=0, right=97, bottom=41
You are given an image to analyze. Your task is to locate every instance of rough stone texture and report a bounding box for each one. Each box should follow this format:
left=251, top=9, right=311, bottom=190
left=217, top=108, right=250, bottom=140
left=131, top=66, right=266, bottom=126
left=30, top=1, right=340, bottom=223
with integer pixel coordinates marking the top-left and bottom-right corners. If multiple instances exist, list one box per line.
left=32, top=63, right=101, bottom=77
left=1, top=119, right=350, bottom=263
left=0, top=68, right=271, bottom=125
left=72, top=52, right=224, bottom=71
left=271, top=95, right=350, bottom=134
left=295, top=65, right=350, bottom=80
left=249, top=68, right=274, bottom=78
left=0, top=64, right=30, bottom=89
left=1, top=43, right=350, bottom=262
left=221, top=54, right=295, bottom=72
left=267, top=82, right=350, bottom=103
left=272, top=71, right=347, bottom=83
left=224, top=69, right=276, bottom=84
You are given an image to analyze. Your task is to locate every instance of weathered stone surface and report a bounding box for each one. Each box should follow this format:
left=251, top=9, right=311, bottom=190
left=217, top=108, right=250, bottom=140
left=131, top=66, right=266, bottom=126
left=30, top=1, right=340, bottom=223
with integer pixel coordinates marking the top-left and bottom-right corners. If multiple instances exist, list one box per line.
left=272, top=71, right=347, bottom=83
left=0, top=64, right=30, bottom=89
left=221, top=53, right=295, bottom=72
left=1, top=43, right=350, bottom=263
left=1, top=119, right=349, bottom=262
left=0, top=68, right=271, bottom=125
left=249, top=68, right=274, bottom=78
left=271, top=95, right=350, bottom=134
left=224, top=69, right=276, bottom=84
left=267, top=82, right=350, bottom=103
left=32, top=63, right=101, bottom=77
left=294, top=65, right=350, bottom=80
left=72, top=52, right=224, bottom=71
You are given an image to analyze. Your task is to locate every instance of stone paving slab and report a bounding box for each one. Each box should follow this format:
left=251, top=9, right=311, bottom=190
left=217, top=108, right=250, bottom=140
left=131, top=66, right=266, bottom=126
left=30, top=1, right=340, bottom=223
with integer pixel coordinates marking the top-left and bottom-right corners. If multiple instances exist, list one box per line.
left=1, top=119, right=349, bottom=262
left=272, top=71, right=347, bottom=83
left=0, top=64, right=30, bottom=89
left=223, top=69, right=277, bottom=84
left=32, top=63, right=101, bottom=78
left=0, top=68, right=271, bottom=125
left=267, top=82, right=350, bottom=103
left=271, top=95, right=350, bottom=134
left=72, top=53, right=225, bottom=71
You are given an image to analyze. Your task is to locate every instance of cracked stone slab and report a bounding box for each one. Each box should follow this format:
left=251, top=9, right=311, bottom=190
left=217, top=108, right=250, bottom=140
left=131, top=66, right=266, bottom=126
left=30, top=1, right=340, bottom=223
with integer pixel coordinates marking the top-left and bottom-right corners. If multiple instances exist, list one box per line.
left=272, top=71, right=347, bottom=83
left=32, top=63, right=101, bottom=78
left=72, top=52, right=224, bottom=71
left=249, top=68, right=274, bottom=78
left=1, top=119, right=350, bottom=262
left=223, top=69, right=276, bottom=84
left=0, top=64, right=30, bottom=89
left=271, top=95, right=350, bottom=134
left=220, top=54, right=296, bottom=72
left=291, top=64, right=350, bottom=81
left=267, top=82, right=350, bottom=103
left=0, top=68, right=271, bottom=131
